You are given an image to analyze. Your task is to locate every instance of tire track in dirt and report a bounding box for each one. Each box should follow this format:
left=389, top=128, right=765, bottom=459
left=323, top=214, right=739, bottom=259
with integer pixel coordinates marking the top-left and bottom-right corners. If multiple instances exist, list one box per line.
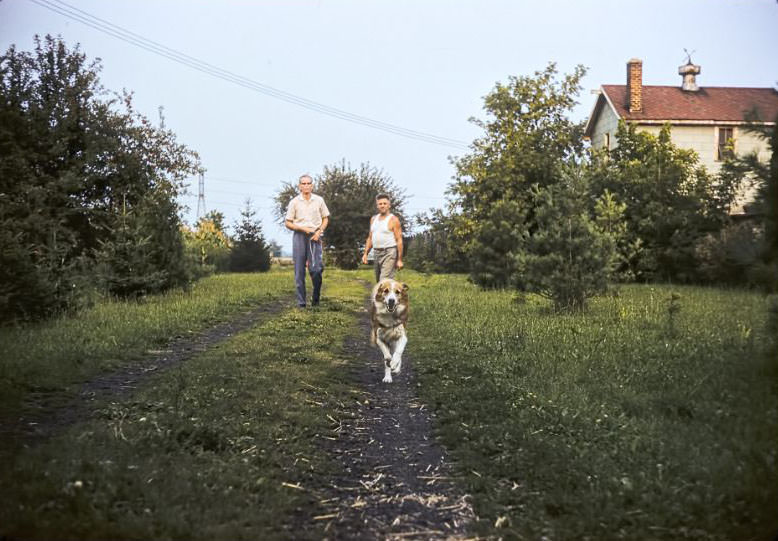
left=305, top=294, right=476, bottom=540
left=0, top=298, right=292, bottom=458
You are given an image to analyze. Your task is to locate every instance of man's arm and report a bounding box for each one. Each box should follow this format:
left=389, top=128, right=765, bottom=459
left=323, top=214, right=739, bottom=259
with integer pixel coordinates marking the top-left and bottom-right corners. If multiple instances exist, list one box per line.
left=391, top=216, right=404, bottom=270
left=285, top=219, right=314, bottom=234
left=311, top=216, right=329, bottom=242
left=361, top=217, right=374, bottom=265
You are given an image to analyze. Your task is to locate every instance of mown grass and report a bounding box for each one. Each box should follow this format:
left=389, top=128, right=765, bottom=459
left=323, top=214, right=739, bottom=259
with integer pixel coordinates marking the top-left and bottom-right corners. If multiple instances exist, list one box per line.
left=0, top=271, right=292, bottom=414
left=404, top=272, right=777, bottom=539
left=1, top=270, right=368, bottom=540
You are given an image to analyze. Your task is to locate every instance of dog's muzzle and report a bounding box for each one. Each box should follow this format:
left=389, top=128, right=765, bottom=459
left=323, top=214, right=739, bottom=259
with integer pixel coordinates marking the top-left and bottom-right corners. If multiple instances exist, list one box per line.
left=385, top=299, right=397, bottom=312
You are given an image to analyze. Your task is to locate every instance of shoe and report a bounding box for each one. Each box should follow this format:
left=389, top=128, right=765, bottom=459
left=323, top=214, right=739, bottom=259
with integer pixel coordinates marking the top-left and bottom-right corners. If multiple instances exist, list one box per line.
left=298, top=304, right=306, bottom=309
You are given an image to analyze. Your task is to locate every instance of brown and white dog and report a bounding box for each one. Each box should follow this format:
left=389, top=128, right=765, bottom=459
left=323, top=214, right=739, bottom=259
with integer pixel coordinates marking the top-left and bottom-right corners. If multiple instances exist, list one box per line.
left=369, top=279, right=409, bottom=383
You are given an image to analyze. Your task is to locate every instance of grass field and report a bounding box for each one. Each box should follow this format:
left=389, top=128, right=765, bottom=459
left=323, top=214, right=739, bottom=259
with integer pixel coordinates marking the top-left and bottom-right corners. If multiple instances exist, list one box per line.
left=0, top=271, right=292, bottom=414
left=1, top=270, right=368, bottom=540
left=405, top=273, right=777, bottom=539
left=1, top=268, right=775, bottom=539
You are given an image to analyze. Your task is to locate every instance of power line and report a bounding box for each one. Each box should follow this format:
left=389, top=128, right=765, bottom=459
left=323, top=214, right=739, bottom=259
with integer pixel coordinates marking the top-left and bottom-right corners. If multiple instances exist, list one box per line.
left=29, top=0, right=470, bottom=150
left=205, top=176, right=279, bottom=187
left=204, top=188, right=274, bottom=197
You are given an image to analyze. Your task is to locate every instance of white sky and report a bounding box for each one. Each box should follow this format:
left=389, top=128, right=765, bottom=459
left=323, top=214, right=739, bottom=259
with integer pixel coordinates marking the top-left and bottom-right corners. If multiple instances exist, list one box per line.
left=2, top=0, right=777, bottom=253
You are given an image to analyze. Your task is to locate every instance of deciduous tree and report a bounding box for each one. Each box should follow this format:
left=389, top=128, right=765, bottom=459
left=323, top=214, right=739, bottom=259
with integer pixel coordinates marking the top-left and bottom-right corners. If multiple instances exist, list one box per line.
left=588, top=122, right=724, bottom=282
left=404, top=209, right=468, bottom=273
left=275, top=161, right=406, bottom=269
left=0, top=36, right=201, bottom=321
left=449, top=63, right=587, bottom=287
left=182, top=211, right=231, bottom=276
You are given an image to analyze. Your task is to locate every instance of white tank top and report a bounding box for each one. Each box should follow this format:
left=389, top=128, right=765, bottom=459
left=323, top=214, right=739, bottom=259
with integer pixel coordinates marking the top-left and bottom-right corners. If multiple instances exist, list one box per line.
left=371, top=213, right=397, bottom=249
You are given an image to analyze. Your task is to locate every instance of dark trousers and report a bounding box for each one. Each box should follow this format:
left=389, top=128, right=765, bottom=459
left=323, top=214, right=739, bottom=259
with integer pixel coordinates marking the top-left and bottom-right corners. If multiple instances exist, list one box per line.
left=292, top=231, right=324, bottom=306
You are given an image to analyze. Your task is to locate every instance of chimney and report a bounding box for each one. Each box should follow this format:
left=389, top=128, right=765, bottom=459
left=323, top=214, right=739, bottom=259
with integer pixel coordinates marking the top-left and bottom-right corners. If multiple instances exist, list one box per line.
left=626, top=58, right=643, bottom=113
left=679, top=61, right=701, bottom=91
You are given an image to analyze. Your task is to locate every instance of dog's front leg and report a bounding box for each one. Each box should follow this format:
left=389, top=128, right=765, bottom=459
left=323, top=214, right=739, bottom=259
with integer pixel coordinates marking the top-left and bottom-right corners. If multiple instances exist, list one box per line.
left=389, top=332, right=407, bottom=374
left=376, top=336, right=393, bottom=383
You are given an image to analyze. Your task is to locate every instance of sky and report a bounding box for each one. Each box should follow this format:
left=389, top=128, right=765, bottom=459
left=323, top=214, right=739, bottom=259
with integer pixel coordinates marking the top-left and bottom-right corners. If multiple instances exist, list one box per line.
left=2, top=0, right=777, bottom=254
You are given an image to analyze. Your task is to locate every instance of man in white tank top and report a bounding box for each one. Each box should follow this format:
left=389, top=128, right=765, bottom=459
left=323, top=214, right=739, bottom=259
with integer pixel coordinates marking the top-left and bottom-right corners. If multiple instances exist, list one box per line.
left=361, top=194, right=404, bottom=282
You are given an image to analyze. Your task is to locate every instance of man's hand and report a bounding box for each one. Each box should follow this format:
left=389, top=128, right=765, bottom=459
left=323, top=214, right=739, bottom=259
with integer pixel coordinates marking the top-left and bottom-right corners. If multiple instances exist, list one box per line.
left=396, top=260, right=404, bottom=271
left=361, top=253, right=368, bottom=265
left=311, top=230, right=322, bottom=242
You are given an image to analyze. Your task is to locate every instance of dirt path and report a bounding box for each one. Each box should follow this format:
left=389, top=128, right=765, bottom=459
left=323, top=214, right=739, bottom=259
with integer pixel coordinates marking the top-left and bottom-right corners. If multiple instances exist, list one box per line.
left=1, top=290, right=477, bottom=539
left=303, top=299, right=476, bottom=540
left=0, top=298, right=291, bottom=458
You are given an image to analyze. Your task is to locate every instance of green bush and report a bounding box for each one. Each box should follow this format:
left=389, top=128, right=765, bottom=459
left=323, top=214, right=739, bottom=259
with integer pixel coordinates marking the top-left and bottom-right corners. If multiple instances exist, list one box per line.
left=695, top=220, right=765, bottom=287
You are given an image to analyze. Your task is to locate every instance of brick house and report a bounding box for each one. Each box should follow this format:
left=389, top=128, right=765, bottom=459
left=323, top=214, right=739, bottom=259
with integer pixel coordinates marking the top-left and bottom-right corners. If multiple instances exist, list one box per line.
left=584, top=58, right=778, bottom=212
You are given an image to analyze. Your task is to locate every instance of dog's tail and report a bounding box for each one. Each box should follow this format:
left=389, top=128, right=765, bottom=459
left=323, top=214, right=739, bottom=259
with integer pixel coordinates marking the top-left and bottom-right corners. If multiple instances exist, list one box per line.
left=370, top=326, right=377, bottom=347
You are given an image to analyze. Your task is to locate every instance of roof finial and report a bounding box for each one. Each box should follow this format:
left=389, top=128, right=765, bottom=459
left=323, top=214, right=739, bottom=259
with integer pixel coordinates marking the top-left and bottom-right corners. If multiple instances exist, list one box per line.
left=683, top=48, right=696, bottom=65
left=678, top=51, right=701, bottom=91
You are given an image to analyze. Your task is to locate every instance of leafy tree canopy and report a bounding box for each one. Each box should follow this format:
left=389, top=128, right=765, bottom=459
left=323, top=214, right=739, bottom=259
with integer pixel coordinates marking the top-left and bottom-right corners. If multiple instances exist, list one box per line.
left=0, top=35, right=201, bottom=321
left=448, top=63, right=587, bottom=286
left=404, top=209, right=469, bottom=274
left=588, top=122, right=724, bottom=282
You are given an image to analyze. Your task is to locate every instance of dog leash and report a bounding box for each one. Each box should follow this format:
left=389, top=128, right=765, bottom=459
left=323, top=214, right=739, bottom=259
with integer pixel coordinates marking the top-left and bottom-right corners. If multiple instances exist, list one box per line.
left=308, top=234, right=323, bottom=272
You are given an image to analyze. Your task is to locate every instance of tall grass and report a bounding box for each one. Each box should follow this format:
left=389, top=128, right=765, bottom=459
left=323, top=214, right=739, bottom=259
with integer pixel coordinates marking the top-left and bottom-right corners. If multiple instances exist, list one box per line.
left=0, top=271, right=292, bottom=412
left=405, top=272, right=777, bottom=539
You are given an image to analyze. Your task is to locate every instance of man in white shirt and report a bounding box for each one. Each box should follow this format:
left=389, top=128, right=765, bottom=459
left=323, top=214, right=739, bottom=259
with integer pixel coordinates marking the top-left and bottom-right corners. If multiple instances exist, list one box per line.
left=361, top=193, right=403, bottom=282
left=285, top=174, right=330, bottom=307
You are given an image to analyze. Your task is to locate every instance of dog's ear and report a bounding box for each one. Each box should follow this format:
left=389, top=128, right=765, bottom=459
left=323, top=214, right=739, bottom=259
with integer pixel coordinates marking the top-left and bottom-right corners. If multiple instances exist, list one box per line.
left=374, top=287, right=384, bottom=301
left=402, top=283, right=409, bottom=292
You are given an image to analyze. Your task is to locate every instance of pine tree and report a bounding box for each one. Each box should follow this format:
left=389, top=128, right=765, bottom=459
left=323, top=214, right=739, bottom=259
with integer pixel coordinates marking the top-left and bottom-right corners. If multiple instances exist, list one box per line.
left=230, top=200, right=271, bottom=272
left=94, top=196, right=168, bottom=297
left=516, top=170, right=616, bottom=311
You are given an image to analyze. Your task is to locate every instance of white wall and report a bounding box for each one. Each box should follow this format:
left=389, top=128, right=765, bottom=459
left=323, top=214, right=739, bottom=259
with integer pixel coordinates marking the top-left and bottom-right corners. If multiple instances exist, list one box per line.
left=588, top=102, right=620, bottom=151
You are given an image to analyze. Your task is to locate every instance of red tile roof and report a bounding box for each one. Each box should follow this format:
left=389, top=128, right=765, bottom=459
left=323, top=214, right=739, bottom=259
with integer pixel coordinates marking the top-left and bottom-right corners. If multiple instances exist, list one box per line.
left=601, top=85, right=778, bottom=122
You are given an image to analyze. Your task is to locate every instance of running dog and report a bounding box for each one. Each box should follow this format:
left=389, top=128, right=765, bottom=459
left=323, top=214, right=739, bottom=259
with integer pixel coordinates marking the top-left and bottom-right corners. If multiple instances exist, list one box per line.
left=369, top=279, right=409, bottom=383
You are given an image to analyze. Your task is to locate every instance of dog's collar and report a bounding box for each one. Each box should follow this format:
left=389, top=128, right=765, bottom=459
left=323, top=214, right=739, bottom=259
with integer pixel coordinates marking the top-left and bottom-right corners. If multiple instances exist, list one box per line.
left=377, top=321, right=403, bottom=329
left=376, top=318, right=403, bottom=329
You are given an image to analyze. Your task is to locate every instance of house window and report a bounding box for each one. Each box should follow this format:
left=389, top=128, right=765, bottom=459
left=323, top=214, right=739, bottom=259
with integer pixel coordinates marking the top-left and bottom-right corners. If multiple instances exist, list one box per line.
left=604, top=132, right=610, bottom=150
left=717, top=127, right=734, bottom=161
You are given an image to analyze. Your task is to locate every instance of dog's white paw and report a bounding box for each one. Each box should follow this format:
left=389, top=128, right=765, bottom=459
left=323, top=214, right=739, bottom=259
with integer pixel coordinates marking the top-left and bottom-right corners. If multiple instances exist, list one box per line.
left=390, top=356, right=402, bottom=374
left=382, top=371, right=393, bottom=383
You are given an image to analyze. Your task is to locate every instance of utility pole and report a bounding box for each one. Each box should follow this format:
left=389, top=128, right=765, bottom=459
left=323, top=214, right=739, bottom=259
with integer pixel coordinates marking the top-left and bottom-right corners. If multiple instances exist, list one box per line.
left=196, top=173, right=206, bottom=219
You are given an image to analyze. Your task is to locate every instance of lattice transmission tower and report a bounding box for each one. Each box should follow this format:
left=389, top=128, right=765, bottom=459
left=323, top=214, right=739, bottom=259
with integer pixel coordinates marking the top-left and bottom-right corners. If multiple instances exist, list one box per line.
left=196, top=173, right=206, bottom=218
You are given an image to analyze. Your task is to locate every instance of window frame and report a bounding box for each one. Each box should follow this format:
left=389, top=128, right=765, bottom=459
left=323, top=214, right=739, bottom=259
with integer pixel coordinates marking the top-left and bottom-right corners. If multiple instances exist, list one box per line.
left=717, top=126, right=735, bottom=161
